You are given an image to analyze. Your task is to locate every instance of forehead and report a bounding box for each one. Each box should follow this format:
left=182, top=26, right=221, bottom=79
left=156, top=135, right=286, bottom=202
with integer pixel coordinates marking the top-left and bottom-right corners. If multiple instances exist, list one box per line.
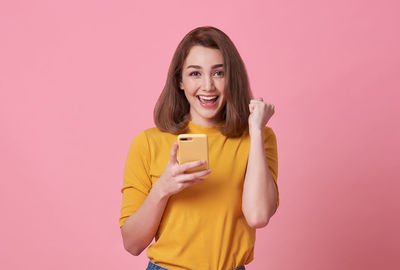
left=183, top=46, right=224, bottom=67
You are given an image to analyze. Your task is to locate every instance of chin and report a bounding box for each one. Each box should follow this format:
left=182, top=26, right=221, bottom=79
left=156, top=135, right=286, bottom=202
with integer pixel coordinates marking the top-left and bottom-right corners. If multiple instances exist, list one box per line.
left=201, top=111, right=223, bottom=121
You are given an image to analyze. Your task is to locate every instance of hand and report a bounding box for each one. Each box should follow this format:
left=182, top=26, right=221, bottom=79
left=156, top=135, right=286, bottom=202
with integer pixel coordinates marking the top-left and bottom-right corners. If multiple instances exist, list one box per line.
left=153, top=142, right=211, bottom=198
left=248, top=97, right=275, bottom=133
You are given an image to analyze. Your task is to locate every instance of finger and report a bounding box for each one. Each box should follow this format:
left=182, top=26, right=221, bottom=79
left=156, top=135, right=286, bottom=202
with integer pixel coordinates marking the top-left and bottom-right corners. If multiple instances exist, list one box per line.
left=250, top=99, right=263, bottom=104
left=178, top=169, right=211, bottom=182
left=185, top=178, right=206, bottom=184
left=256, top=97, right=263, bottom=101
left=266, top=103, right=274, bottom=111
left=169, top=142, right=178, bottom=164
left=249, top=104, right=255, bottom=113
left=180, top=179, right=206, bottom=189
left=178, top=160, right=207, bottom=174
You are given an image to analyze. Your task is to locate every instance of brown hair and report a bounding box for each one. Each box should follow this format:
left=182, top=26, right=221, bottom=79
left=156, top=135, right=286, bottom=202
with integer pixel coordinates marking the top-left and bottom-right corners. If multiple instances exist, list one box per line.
left=154, top=26, right=253, bottom=137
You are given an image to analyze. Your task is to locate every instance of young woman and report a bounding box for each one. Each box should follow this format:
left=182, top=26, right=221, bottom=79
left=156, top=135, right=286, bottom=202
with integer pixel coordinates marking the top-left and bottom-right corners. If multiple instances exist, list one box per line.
left=119, top=26, right=279, bottom=270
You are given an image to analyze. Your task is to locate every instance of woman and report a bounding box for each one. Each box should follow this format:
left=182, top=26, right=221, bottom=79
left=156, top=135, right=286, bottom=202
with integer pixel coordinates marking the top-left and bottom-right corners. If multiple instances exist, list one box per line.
left=119, top=26, right=279, bottom=270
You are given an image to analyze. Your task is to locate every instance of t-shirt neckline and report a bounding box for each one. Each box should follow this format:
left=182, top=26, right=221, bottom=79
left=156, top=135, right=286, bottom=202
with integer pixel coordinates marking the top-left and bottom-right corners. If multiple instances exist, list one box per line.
left=187, top=121, right=224, bottom=135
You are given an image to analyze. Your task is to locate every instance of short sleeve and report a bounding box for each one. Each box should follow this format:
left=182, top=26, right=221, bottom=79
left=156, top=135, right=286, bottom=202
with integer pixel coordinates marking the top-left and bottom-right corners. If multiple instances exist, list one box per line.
left=264, top=127, right=279, bottom=210
left=119, top=131, right=152, bottom=228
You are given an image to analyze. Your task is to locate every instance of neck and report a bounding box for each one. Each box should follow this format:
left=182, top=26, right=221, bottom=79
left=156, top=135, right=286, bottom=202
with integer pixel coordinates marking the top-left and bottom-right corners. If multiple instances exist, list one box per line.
left=189, top=115, right=223, bottom=127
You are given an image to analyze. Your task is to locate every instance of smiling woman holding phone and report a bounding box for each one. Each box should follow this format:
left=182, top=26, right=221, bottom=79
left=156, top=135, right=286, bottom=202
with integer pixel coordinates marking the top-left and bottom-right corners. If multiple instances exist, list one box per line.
left=119, top=26, right=279, bottom=270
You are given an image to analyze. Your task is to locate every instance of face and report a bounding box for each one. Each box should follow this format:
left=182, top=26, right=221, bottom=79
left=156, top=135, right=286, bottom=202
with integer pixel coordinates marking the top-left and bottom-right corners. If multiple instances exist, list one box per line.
left=180, top=45, right=226, bottom=126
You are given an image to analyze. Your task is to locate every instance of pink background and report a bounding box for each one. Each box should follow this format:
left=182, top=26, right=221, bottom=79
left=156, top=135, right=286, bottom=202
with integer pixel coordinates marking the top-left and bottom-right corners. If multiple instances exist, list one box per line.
left=1, top=0, right=399, bottom=269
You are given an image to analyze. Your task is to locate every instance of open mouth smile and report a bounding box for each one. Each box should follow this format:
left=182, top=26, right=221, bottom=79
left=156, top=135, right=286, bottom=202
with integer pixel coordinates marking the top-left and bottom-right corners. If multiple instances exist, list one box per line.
left=197, top=95, right=219, bottom=108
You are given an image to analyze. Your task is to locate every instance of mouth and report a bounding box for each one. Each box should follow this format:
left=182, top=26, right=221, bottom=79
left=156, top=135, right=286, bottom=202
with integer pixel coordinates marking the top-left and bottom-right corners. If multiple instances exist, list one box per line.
left=197, top=95, right=219, bottom=107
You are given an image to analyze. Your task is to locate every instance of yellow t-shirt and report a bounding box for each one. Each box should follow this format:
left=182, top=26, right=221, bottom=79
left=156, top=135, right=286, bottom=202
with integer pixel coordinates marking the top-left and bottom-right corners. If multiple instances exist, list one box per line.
left=120, top=121, right=279, bottom=270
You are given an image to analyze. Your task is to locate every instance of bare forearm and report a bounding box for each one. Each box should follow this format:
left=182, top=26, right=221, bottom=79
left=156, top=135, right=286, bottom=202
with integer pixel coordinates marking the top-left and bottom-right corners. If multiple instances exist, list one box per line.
left=242, top=129, right=277, bottom=228
left=120, top=143, right=212, bottom=256
left=121, top=185, right=169, bottom=255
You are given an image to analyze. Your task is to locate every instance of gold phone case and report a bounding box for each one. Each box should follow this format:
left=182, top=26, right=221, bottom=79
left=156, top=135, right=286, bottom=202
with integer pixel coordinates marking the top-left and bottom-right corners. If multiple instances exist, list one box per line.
left=177, top=134, right=209, bottom=173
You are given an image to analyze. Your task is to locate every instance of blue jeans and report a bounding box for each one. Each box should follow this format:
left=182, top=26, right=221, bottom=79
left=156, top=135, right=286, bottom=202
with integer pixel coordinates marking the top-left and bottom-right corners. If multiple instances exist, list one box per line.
left=146, top=260, right=245, bottom=270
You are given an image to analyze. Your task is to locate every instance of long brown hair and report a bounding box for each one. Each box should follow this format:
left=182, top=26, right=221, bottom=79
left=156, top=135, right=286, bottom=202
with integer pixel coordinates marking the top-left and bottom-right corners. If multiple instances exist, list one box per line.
left=154, top=26, right=253, bottom=137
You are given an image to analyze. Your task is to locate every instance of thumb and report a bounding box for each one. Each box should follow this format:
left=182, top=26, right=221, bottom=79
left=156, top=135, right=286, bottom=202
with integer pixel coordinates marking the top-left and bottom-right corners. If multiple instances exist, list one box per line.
left=249, top=103, right=256, bottom=113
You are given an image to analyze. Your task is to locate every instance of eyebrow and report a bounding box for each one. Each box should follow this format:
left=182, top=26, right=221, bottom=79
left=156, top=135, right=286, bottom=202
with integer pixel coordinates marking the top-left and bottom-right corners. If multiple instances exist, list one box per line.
left=186, top=64, right=224, bottom=69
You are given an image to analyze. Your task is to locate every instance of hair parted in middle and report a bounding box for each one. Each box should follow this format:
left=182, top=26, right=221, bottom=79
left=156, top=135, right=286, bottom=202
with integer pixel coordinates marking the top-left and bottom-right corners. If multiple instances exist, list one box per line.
left=154, top=26, right=253, bottom=137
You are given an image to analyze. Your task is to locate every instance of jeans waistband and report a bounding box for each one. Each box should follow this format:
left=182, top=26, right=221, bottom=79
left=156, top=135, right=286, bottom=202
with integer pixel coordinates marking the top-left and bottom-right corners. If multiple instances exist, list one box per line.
left=146, top=260, right=245, bottom=270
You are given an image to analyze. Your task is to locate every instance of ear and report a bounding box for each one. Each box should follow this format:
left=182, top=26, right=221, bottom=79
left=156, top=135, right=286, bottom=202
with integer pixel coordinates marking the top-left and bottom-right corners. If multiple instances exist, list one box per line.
left=179, top=81, right=184, bottom=90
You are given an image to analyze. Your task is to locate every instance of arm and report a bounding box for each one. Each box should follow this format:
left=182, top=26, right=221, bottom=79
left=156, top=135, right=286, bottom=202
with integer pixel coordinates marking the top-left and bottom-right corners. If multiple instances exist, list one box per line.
left=120, top=185, right=169, bottom=256
left=242, top=129, right=278, bottom=229
left=242, top=98, right=278, bottom=229
left=120, top=142, right=211, bottom=256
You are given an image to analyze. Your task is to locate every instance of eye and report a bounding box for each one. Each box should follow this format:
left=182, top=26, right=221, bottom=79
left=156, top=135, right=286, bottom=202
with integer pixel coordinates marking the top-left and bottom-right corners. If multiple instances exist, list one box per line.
left=189, top=71, right=201, bottom=77
left=213, top=70, right=225, bottom=77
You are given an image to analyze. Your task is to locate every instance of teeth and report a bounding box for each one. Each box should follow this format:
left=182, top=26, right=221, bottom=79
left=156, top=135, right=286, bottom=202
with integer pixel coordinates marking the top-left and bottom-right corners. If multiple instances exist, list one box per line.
left=199, top=96, right=218, bottom=100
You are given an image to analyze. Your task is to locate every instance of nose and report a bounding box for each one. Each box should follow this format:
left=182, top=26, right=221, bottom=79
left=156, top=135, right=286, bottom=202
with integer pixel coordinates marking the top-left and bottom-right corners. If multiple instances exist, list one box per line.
left=202, top=74, right=215, bottom=91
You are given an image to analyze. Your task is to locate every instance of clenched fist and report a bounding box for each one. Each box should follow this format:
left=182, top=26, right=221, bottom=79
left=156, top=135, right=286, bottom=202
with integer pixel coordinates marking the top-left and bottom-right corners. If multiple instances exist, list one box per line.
left=248, top=97, right=275, bottom=134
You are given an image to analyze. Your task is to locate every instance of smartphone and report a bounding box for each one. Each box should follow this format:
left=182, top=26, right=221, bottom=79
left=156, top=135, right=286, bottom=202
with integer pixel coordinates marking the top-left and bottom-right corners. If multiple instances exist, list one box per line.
left=177, top=134, right=209, bottom=173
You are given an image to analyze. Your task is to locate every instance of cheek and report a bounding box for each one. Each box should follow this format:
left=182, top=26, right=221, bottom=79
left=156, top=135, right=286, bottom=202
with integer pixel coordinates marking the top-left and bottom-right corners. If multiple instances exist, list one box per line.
left=183, top=89, right=196, bottom=101
left=215, top=79, right=225, bottom=90
left=184, top=81, right=198, bottom=94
